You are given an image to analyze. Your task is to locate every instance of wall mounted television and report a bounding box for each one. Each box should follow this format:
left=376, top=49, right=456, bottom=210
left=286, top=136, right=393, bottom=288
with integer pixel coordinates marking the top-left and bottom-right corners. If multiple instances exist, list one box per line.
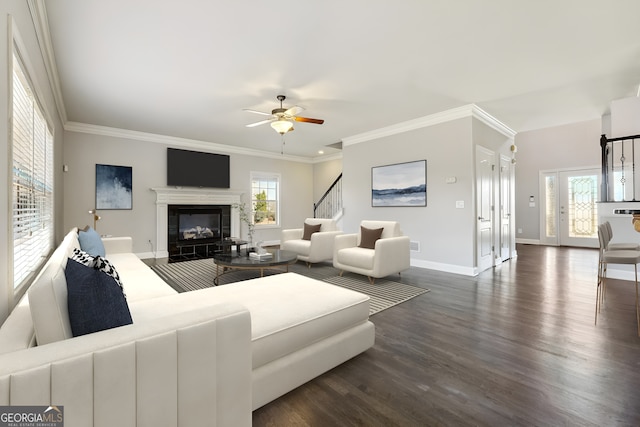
left=167, top=148, right=230, bottom=188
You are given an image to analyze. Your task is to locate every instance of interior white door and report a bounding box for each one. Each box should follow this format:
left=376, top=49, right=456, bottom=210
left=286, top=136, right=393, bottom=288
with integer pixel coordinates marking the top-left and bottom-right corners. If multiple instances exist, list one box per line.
left=499, top=156, right=512, bottom=261
left=558, top=169, right=599, bottom=248
left=476, top=146, right=494, bottom=272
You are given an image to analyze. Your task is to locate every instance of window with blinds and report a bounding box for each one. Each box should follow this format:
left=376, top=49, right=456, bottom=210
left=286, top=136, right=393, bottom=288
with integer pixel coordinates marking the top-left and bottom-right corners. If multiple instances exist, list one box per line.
left=12, top=51, right=54, bottom=290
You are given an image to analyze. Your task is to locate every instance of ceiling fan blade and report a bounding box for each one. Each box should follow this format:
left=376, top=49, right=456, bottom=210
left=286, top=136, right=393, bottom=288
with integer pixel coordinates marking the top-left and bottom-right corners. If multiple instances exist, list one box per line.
left=284, top=106, right=304, bottom=116
left=243, top=108, right=272, bottom=116
left=246, top=119, right=274, bottom=128
left=294, top=116, right=324, bottom=125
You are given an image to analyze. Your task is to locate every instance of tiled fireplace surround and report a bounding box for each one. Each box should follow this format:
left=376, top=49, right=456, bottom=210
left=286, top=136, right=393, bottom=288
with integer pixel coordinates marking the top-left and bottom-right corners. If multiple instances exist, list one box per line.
left=152, top=187, right=242, bottom=259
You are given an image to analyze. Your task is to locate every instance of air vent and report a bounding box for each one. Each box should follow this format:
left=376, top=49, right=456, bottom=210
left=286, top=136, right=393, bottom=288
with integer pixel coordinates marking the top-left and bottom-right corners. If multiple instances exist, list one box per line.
left=410, top=240, right=420, bottom=252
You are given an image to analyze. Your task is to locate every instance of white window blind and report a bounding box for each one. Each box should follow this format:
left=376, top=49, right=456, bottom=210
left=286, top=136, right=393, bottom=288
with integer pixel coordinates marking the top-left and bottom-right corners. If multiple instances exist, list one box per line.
left=12, top=51, right=54, bottom=290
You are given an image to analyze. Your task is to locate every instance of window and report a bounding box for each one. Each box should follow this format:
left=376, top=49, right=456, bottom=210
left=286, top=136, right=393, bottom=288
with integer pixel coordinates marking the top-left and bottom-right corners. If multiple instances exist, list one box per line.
left=250, top=172, right=280, bottom=227
left=11, top=49, right=54, bottom=290
left=567, top=175, right=598, bottom=239
left=544, top=174, right=557, bottom=239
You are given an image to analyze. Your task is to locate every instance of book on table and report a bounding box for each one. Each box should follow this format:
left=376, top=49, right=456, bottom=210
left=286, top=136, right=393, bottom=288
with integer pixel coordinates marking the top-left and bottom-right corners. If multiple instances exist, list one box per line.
left=249, top=252, right=273, bottom=260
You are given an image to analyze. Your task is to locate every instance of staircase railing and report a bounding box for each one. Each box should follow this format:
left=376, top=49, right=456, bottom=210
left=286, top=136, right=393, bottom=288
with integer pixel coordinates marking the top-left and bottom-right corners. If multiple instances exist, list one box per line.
left=600, top=134, right=640, bottom=201
left=314, top=173, right=342, bottom=219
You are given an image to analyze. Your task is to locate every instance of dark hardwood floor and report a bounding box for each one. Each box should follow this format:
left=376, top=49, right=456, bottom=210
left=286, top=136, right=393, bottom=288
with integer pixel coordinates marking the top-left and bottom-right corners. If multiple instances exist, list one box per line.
left=252, top=244, right=640, bottom=426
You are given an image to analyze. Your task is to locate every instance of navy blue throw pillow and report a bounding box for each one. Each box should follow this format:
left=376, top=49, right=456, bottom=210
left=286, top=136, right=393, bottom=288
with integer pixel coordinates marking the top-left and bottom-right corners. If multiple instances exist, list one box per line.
left=65, top=258, right=133, bottom=337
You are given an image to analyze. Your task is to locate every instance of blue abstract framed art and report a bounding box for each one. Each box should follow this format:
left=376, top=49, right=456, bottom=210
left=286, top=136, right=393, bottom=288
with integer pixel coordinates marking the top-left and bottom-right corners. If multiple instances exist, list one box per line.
left=371, top=160, right=426, bottom=207
left=96, top=164, right=132, bottom=210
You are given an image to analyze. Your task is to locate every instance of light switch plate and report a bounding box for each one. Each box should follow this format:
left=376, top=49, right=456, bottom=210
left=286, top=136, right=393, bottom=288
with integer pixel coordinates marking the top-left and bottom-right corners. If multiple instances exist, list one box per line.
left=456, top=200, right=464, bottom=209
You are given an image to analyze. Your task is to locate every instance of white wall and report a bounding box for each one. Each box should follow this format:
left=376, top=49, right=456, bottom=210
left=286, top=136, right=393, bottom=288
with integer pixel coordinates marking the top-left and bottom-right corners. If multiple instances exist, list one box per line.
left=513, top=119, right=602, bottom=241
left=342, top=117, right=476, bottom=272
left=0, top=2, right=65, bottom=323
left=341, top=115, right=513, bottom=274
left=63, top=131, right=315, bottom=255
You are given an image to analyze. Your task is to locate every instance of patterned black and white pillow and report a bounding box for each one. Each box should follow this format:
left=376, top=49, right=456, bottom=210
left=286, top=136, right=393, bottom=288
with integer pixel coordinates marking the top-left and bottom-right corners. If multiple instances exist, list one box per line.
left=70, top=248, right=126, bottom=297
left=71, top=247, right=95, bottom=266
left=93, top=256, right=125, bottom=295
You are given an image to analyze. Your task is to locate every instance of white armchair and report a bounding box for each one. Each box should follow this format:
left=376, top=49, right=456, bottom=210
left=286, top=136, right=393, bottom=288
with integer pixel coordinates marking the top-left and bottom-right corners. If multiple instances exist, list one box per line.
left=333, top=220, right=410, bottom=284
left=281, top=218, right=343, bottom=265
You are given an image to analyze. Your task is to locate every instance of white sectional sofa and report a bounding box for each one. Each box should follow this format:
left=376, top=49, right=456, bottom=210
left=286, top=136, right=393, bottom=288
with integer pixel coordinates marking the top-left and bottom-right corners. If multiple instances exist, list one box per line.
left=0, top=229, right=375, bottom=427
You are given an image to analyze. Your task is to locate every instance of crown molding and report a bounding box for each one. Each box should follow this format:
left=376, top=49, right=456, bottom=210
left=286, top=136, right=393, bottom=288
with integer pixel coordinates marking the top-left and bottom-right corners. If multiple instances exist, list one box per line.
left=342, top=104, right=516, bottom=146
left=64, top=121, right=337, bottom=163
left=471, top=104, right=517, bottom=139
left=28, top=0, right=68, bottom=124
left=312, top=152, right=343, bottom=163
left=342, top=104, right=475, bottom=146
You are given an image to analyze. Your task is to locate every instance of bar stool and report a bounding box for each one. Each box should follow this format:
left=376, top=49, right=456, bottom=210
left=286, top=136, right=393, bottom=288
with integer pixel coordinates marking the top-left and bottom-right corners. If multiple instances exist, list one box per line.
left=600, top=222, right=639, bottom=295
left=596, top=223, right=640, bottom=336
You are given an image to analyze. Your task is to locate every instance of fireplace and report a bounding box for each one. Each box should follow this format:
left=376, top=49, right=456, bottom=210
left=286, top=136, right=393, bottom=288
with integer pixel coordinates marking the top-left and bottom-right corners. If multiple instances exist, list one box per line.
left=152, top=187, right=242, bottom=259
left=168, top=204, right=231, bottom=261
left=177, top=209, right=221, bottom=241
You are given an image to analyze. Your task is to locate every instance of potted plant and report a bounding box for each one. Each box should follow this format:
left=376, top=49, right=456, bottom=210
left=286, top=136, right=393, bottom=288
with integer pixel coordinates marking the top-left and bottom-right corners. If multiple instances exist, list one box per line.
left=232, top=202, right=255, bottom=247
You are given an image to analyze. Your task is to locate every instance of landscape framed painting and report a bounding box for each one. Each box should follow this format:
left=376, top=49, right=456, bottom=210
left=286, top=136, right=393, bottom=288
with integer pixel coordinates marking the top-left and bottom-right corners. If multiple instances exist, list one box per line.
left=95, top=164, right=133, bottom=210
left=371, top=160, right=426, bottom=207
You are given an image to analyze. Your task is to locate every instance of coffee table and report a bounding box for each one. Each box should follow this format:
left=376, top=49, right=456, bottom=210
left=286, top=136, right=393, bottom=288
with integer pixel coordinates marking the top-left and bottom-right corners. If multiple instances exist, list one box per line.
left=213, top=249, right=298, bottom=285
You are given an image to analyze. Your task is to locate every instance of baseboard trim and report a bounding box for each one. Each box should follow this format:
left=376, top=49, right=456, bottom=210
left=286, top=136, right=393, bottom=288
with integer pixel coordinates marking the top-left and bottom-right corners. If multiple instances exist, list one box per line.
left=516, top=238, right=542, bottom=245
left=136, top=251, right=157, bottom=260
left=410, top=259, right=477, bottom=276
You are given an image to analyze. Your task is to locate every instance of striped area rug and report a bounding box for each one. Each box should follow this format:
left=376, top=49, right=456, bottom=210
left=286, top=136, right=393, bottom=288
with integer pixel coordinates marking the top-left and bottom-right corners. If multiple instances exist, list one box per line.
left=323, top=275, right=430, bottom=315
left=151, top=258, right=219, bottom=292
left=150, top=259, right=429, bottom=316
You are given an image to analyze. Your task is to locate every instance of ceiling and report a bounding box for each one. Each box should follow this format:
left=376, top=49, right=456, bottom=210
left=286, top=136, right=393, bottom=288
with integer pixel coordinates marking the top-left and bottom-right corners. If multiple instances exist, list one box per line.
left=40, top=0, right=640, bottom=159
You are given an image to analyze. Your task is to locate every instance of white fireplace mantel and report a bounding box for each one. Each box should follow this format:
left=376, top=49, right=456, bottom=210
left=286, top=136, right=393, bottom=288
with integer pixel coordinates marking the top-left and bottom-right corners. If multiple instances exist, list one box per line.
left=151, top=187, right=243, bottom=258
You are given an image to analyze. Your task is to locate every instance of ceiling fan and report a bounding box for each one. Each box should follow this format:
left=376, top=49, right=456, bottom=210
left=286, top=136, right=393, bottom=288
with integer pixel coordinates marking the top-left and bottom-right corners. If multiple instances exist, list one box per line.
left=244, top=95, right=324, bottom=135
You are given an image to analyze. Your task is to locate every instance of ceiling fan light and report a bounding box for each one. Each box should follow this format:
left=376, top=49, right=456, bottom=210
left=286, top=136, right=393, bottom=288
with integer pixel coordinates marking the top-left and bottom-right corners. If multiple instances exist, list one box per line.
left=271, top=119, right=294, bottom=134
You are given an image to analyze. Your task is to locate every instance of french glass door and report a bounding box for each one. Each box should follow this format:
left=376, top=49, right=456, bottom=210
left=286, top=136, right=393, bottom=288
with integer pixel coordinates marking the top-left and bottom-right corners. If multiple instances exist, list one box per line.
left=540, top=168, right=599, bottom=248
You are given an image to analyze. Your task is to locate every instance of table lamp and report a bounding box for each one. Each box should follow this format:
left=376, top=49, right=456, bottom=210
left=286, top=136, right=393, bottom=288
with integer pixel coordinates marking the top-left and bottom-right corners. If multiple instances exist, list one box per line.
left=88, top=209, right=101, bottom=230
